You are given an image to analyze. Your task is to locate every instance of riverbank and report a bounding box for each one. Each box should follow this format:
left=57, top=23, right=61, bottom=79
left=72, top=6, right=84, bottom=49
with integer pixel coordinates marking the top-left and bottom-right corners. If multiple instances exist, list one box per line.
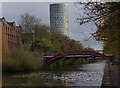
left=101, top=61, right=120, bottom=87
left=2, top=50, right=43, bottom=73
left=46, top=58, right=102, bottom=71
left=2, top=61, right=106, bottom=87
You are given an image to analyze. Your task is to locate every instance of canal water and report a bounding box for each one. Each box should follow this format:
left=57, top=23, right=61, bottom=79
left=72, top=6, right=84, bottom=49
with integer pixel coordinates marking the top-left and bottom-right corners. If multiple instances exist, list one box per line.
left=2, top=61, right=106, bottom=87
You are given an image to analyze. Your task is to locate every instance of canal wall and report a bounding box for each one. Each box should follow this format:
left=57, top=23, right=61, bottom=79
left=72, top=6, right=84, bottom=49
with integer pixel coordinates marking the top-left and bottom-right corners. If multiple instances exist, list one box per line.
left=101, top=61, right=119, bottom=87
left=101, top=62, right=111, bottom=87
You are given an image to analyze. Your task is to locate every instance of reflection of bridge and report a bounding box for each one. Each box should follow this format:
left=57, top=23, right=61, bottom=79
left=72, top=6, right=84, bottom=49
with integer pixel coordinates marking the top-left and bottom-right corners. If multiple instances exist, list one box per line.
left=43, top=51, right=114, bottom=64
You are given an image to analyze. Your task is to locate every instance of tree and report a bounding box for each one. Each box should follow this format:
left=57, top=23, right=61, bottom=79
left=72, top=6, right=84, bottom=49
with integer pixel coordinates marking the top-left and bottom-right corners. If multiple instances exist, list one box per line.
left=83, top=47, right=94, bottom=51
left=50, top=33, right=83, bottom=52
left=97, top=11, right=120, bottom=55
left=31, top=38, right=53, bottom=52
left=33, top=24, right=50, bottom=39
left=19, top=13, right=41, bottom=43
left=76, top=2, right=120, bottom=25
left=76, top=2, right=120, bottom=56
left=19, top=13, right=83, bottom=54
left=19, top=13, right=41, bottom=33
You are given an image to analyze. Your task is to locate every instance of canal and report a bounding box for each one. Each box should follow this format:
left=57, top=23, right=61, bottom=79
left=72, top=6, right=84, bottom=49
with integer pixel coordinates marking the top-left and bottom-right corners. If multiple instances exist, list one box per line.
left=2, top=61, right=106, bottom=87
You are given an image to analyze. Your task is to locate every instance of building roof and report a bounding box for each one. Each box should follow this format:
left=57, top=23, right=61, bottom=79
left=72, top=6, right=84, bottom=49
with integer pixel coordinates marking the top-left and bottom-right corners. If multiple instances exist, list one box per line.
left=7, top=22, right=15, bottom=26
left=0, top=17, right=15, bottom=26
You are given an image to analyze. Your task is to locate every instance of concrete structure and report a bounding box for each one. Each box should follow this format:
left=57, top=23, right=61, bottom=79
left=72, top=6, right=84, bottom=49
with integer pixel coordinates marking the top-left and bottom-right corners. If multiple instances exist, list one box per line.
left=50, top=3, right=68, bottom=36
left=1, top=17, right=21, bottom=49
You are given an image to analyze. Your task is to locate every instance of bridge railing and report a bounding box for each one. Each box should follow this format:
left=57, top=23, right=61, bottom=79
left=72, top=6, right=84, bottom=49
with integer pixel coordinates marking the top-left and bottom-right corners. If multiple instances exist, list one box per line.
left=40, top=50, right=104, bottom=57
left=43, top=50, right=103, bottom=55
left=43, top=51, right=71, bottom=56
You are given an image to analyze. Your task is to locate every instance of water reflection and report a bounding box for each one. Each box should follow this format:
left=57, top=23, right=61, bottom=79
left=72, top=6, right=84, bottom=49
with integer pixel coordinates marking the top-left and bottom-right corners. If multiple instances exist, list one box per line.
left=2, top=61, right=106, bottom=87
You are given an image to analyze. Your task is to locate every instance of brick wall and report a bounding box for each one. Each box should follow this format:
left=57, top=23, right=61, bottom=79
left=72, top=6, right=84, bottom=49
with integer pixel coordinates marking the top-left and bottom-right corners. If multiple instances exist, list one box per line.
left=1, top=17, right=21, bottom=48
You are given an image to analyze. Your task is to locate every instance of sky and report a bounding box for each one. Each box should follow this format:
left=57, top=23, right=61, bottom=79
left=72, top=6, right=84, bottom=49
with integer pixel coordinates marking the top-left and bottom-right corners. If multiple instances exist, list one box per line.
left=1, top=2, right=103, bottom=50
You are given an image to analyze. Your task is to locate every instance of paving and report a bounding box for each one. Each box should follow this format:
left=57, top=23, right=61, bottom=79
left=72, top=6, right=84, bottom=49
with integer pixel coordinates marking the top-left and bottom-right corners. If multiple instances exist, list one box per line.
left=101, top=62, right=120, bottom=88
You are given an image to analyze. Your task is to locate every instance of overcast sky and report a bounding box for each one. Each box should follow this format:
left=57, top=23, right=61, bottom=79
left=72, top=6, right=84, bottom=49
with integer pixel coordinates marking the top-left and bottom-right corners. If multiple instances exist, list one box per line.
left=1, top=2, right=103, bottom=50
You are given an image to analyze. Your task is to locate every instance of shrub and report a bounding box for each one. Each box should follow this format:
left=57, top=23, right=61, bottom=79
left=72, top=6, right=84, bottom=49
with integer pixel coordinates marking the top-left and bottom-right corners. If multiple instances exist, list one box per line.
left=3, top=49, right=43, bottom=72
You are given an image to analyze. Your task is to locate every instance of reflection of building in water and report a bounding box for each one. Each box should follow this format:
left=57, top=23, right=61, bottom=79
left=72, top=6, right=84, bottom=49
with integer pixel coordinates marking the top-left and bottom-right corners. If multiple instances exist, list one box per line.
left=50, top=3, right=68, bottom=36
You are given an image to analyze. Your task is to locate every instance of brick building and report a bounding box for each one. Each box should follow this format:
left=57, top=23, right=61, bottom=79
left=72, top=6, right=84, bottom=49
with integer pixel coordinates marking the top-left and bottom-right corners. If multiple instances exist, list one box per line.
left=0, top=17, right=21, bottom=48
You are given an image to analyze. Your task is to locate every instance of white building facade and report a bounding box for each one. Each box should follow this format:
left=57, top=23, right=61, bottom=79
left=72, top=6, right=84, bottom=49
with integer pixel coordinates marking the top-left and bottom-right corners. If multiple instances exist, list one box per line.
left=50, top=3, right=68, bottom=36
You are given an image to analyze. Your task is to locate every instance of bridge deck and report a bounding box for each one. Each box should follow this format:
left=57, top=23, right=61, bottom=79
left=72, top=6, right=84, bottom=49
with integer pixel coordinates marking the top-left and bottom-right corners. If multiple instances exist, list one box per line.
left=43, top=51, right=114, bottom=63
left=43, top=55, right=103, bottom=59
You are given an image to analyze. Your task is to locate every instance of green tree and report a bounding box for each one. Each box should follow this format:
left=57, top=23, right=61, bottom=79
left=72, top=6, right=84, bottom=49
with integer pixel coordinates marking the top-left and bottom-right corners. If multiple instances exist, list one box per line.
left=31, top=38, right=53, bottom=52
left=83, top=47, right=94, bottom=51
left=33, top=24, right=50, bottom=39
left=19, top=13, right=83, bottom=54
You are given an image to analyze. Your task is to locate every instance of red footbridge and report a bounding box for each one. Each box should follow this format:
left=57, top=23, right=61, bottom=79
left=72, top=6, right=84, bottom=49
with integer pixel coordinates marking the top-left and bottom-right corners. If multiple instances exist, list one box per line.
left=43, top=51, right=114, bottom=64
